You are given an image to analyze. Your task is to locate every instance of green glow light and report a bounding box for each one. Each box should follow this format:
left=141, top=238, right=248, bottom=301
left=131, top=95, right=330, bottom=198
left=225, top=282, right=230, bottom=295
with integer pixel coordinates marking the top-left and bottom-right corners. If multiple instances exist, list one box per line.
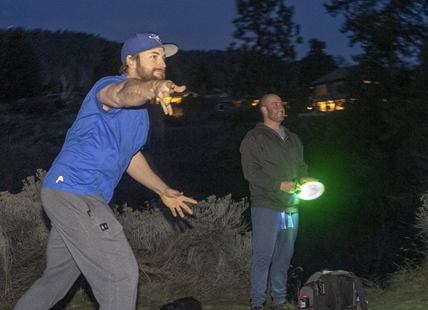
left=297, top=181, right=325, bottom=200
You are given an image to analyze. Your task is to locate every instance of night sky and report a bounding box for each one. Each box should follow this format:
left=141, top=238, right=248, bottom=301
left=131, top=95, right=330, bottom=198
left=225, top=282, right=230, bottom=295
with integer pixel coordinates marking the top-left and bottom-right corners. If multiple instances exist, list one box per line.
left=1, top=0, right=362, bottom=62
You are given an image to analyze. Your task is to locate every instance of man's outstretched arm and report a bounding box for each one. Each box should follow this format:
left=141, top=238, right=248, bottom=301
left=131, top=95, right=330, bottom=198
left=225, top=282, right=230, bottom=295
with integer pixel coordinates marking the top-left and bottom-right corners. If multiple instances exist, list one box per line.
left=97, top=79, right=185, bottom=115
left=126, top=151, right=197, bottom=217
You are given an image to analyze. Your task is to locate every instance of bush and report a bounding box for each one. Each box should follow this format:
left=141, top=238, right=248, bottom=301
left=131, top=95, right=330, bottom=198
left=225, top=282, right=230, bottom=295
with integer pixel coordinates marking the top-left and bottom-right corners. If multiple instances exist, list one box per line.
left=414, top=191, right=428, bottom=247
left=129, top=195, right=252, bottom=306
left=0, top=169, right=48, bottom=306
left=0, top=170, right=252, bottom=308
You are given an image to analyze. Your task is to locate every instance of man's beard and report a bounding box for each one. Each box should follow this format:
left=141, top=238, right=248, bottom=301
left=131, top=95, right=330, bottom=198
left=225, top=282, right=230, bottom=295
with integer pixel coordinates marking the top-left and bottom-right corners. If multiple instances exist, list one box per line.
left=268, top=112, right=284, bottom=123
left=136, top=65, right=165, bottom=81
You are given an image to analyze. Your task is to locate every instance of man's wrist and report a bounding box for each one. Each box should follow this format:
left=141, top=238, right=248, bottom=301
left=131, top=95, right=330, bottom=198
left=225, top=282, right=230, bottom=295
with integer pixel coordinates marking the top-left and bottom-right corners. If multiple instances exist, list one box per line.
left=161, top=187, right=170, bottom=196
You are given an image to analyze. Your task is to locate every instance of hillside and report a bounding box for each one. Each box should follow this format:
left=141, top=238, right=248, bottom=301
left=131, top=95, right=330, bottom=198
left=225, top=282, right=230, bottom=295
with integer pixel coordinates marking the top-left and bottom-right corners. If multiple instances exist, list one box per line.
left=0, top=28, right=237, bottom=98
left=23, top=29, right=108, bottom=91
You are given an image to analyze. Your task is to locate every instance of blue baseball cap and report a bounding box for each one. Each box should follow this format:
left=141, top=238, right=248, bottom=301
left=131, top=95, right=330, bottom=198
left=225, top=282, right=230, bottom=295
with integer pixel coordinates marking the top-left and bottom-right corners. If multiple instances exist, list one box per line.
left=121, top=32, right=178, bottom=63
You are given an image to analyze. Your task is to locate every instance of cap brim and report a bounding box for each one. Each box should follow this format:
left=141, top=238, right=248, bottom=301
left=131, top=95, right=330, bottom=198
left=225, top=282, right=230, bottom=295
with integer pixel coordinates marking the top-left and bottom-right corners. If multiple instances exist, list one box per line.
left=163, top=44, right=178, bottom=57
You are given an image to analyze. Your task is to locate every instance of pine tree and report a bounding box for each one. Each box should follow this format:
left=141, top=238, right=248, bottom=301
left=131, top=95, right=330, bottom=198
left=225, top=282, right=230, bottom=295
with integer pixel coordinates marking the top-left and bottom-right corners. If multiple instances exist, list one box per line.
left=325, top=0, right=428, bottom=69
left=232, top=0, right=301, bottom=61
left=298, top=39, right=338, bottom=86
left=229, top=0, right=301, bottom=100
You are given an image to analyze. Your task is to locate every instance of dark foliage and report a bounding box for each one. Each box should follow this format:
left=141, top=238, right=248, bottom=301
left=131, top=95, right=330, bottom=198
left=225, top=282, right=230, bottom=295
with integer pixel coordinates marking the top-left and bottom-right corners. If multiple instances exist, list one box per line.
left=23, top=29, right=107, bottom=94
left=1, top=28, right=42, bottom=100
left=92, top=41, right=122, bottom=82
left=325, top=0, right=428, bottom=68
left=0, top=32, right=9, bottom=101
left=232, top=0, right=301, bottom=60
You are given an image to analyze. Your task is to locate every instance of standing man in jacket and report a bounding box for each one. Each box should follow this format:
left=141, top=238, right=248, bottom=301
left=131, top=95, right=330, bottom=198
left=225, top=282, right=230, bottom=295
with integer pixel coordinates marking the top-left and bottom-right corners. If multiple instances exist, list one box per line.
left=14, top=32, right=197, bottom=310
left=240, top=93, right=317, bottom=310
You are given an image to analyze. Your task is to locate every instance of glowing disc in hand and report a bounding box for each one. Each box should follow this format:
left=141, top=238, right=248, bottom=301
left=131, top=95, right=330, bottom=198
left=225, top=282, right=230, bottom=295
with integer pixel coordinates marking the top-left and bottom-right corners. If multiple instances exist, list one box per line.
left=297, top=181, right=325, bottom=200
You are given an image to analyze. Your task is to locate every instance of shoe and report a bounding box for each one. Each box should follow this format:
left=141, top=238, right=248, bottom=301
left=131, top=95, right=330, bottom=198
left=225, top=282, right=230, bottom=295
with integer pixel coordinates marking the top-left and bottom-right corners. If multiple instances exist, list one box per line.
left=272, top=303, right=294, bottom=310
left=251, top=307, right=264, bottom=310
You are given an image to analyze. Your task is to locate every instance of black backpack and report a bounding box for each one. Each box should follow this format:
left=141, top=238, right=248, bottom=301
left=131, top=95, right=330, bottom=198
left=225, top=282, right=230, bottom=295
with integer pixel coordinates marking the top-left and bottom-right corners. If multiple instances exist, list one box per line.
left=160, top=297, right=202, bottom=310
left=298, top=270, right=368, bottom=310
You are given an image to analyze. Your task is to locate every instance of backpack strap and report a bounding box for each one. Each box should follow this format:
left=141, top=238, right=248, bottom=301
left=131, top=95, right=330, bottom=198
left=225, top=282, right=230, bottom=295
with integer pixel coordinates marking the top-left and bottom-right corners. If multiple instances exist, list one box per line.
left=352, top=276, right=368, bottom=310
left=339, top=272, right=368, bottom=310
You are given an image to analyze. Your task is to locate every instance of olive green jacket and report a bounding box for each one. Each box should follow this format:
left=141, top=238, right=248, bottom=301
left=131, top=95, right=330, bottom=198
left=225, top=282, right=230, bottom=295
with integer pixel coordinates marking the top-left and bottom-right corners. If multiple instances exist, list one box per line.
left=240, top=123, right=308, bottom=213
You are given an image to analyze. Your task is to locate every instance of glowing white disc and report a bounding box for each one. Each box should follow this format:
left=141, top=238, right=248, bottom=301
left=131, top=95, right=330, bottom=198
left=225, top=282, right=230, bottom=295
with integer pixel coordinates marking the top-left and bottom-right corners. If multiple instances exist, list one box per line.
left=297, top=181, right=325, bottom=200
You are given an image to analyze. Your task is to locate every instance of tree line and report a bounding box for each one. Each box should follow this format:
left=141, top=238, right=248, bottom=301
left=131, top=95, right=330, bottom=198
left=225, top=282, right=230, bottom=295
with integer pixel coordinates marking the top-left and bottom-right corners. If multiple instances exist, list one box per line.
left=0, top=28, right=339, bottom=113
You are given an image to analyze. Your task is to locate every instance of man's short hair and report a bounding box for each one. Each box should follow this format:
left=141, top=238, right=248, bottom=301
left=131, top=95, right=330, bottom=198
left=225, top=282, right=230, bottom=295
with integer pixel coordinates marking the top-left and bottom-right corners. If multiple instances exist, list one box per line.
left=119, top=54, right=140, bottom=74
left=260, top=94, right=277, bottom=108
left=260, top=94, right=269, bottom=108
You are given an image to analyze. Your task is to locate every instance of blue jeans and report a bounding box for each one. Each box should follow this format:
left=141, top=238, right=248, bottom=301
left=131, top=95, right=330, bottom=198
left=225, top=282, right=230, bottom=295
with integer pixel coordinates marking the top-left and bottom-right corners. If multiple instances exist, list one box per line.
left=250, top=207, right=299, bottom=307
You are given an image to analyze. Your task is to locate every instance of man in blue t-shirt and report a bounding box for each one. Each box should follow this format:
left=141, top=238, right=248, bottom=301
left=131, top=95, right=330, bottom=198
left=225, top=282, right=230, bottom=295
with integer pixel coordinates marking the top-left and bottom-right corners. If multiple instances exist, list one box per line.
left=14, top=32, right=197, bottom=310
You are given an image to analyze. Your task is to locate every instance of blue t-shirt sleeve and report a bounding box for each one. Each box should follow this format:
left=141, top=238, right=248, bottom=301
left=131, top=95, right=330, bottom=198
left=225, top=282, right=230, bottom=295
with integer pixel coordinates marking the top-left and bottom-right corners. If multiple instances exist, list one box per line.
left=92, top=75, right=127, bottom=111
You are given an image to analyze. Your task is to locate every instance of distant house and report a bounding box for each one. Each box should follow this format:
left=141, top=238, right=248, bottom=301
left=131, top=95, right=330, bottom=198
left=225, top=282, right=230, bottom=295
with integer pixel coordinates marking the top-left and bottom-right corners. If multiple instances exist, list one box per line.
left=308, top=67, right=350, bottom=112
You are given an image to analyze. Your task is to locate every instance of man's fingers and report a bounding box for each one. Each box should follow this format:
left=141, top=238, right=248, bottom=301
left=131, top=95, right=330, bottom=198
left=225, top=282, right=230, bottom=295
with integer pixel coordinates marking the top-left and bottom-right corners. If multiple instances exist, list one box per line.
left=171, top=85, right=186, bottom=93
left=176, top=208, right=185, bottom=218
left=161, top=103, right=173, bottom=115
left=169, top=202, right=194, bottom=218
left=183, top=197, right=198, bottom=205
left=175, top=204, right=192, bottom=218
left=181, top=203, right=194, bottom=215
left=157, top=92, right=173, bottom=115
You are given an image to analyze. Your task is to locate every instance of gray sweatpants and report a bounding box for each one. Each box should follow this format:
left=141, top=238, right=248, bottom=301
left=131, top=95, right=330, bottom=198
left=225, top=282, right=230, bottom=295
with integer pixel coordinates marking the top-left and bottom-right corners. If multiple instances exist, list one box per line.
left=14, top=188, right=139, bottom=310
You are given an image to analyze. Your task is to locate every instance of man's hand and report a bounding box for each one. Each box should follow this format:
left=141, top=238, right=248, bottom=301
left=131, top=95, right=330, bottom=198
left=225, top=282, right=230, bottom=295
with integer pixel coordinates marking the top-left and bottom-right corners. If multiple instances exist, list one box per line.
left=280, top=178, right=319, bottom=193
left=299, top=177, right=319, bottom=184
left=160, top=188, right=197, bottom=218
left=154, top=81, right=186, bottom=115
left=280, top=181, right=297, bottom=193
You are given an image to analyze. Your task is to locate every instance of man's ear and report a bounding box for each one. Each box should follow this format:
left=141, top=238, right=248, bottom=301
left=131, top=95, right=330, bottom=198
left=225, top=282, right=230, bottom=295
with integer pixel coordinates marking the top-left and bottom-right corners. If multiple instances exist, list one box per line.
left=126, top=55, right=136, bottom=68
left=260, top=105, right=267, bottom=115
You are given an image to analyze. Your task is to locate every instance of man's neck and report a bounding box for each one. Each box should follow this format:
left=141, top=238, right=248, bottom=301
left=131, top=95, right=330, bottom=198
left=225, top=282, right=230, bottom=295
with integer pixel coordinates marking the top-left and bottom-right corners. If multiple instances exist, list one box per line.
left=264, top=120, right=281, bottom=130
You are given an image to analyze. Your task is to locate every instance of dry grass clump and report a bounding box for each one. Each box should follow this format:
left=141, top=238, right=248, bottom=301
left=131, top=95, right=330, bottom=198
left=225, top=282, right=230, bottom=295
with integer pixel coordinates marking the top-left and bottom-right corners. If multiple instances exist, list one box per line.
left=0, top=169, right=48, bottom=306
left=117, top=195, right=252, bottom=307
left=414, top=190, right=428, bottom=245
left=1, top=171, right=252, bottom=309
left=360, top=190, right=428, bottom=310
left=365, top=253, right=428, bottom=310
